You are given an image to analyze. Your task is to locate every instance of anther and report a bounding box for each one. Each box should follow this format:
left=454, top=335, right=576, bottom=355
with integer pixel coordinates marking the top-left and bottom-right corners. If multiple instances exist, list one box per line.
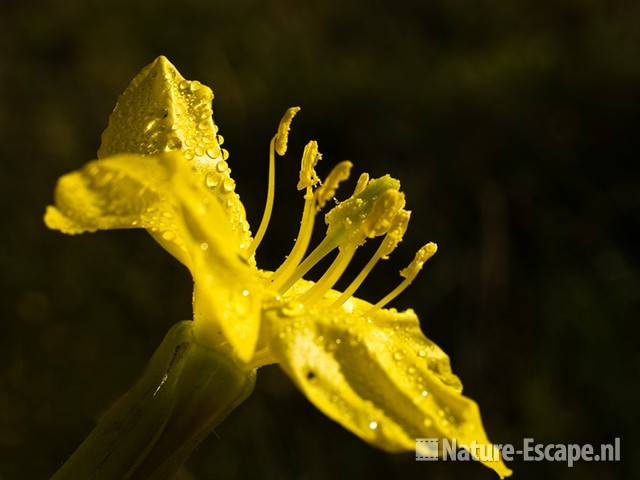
left=297, top=141, right=322, bottom=190
left=353, top=173, right=369, bottom=196
left=369, top=242, right=437, bottom=312
left=315, top=161, right=353, bottom=210
left=362, top=190, right=406, bottom=238
left=247, top=107, right=301, bottom=257
left=275, top=106, right=300, bottom=156
left=333, top=209, right=411, bottom=307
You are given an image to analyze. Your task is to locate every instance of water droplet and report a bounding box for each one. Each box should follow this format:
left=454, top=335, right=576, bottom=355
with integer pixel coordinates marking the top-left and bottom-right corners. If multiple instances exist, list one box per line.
left=206, top=147, right=220, bottom=159
left=393, top=351, right=404, bottom=361
left=162, top=231, right=175, bottom=241
left=179, top=81, right=189, bottom=91
left=421, top=390, right=429, bottom=397
left=222, top=178, right=235, bottom=193
left=369, top=421, right=378, bottom=430
left=184, top=149, right=194, bottom=160
left=221, top=148, right=229, bottom=160
left=418, top=349, right=426, bottom=357
left=407, top=366, right=416, bottom=375
left=205, top=173, right=220, bottom=188
left=195, top=146, right=204, bottom=156
left=216, top=160, right=228, bottom=173
left=242, top=289, right=250, bottom=297
left=200, top=242, right=209, bottom=251
left=335, top=338, right=342, bottom=345
left=217, top=134, right=225, bottom=145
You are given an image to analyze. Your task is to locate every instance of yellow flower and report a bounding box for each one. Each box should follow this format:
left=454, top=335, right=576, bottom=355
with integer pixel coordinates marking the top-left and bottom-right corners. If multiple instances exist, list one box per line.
left=45, top=56, right=512, bottom=478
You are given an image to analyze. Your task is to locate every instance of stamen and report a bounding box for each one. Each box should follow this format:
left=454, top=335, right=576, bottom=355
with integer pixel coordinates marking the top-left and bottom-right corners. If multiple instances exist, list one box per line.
left=275, top=175, right=402, bottom=295
left=298, top=245, right=356, bottom=305
left=275, top=106, right=300, bottom=156
left=247, top=107, right=300, bottom=257
left=269, top=187, right=316, bottom=286
left=297, top=141, right=322, bottom=190
left=369, top=242, right=437, bottom=312
left=315, top=161, right=353, bottom=210
left=362, top=190, right=405, bottom=238
left=269, top=141, right=323, bottom=286
left=353, top=173, right=370, bottom=195
left=275, top=236, right=336, bottom=293
left=334, top=210, right=410, bottom=306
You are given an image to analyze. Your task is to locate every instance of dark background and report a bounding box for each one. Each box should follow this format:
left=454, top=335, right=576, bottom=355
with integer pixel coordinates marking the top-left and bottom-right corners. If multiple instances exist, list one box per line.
left=0, top=0, right=638, bottom=478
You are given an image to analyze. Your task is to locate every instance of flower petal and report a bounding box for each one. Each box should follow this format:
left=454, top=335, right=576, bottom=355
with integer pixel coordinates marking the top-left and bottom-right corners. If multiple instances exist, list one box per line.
left=98, top=55, right=251, bottom=249
left=268, top=291, right=511, bottom=478
left=45, top=151, right=263, bottom=361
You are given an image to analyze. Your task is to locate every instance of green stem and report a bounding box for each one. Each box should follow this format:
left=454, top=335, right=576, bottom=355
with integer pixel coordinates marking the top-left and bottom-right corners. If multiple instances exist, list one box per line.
left=52, top=321, right=256, bottom=480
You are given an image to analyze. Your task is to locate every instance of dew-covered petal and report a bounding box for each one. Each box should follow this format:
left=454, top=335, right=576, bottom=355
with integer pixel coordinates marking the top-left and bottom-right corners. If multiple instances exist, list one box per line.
left=45, top=152, right=190, bottom=263
left=98, top=55, right=251, bottom=249
left=267, top=290, right=511, bottom=478
left=45, top=151, right=263, bottom=361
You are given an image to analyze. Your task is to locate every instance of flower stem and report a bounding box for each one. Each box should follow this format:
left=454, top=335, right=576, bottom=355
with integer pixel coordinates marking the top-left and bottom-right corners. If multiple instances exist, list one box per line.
left=52, top=321, right=256, bottom=480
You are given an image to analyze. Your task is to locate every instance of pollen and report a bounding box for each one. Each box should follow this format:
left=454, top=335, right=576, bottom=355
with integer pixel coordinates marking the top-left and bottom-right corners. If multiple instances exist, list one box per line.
left=379, top=209, right=411, bottom=258
left=297, top=141, right=322, bottom=190
left=362, top=190, right=406, bottom=238
left=400, top=242, right=438, bottom=280
left=275, top=106, right=300, bottom=156
left=315, top=161, right=353, bottom=210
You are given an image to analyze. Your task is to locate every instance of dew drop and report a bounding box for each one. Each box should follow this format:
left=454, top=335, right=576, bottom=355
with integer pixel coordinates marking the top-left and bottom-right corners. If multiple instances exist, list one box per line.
left=221, top=148, right=229, bottom=160
left=162, top=231, right=175, bottom=241
left=184, top=149, right=194, bottom=160
left=418, top=349, right=426, bottom=358
left=216, top=160, right=228, bottom=173
left=205, top=173, right=220, bottom=188
left=222, top=178, right=235, bottom=193
left=242, top=289, right=250, bottom=297
left=217, top=134, right=225, bottom=145
left=200, top=242, right=209, bottom=251
left=195, top=146, right=204, bottom=156
left=393, top=351, right=404, bottom=361
left=206, top=147, right=220, bottom=159
left=421, top=390, right=429, bottom=397
left=369, top=421, right=378, bottom=430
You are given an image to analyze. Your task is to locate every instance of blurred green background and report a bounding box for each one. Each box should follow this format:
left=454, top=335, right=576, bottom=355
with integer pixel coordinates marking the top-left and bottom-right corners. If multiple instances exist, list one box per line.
left=1, top=0, right=638, bottom=478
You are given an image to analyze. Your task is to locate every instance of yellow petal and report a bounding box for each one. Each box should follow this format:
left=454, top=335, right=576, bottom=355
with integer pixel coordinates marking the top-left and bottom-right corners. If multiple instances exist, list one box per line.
left=268, top=291, right=511, bottom=478
left=45, top=151, right=263, bottom=361
left=45, top=152, right=189, bottom=264
left=98, top=55, right=251, bottom=249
